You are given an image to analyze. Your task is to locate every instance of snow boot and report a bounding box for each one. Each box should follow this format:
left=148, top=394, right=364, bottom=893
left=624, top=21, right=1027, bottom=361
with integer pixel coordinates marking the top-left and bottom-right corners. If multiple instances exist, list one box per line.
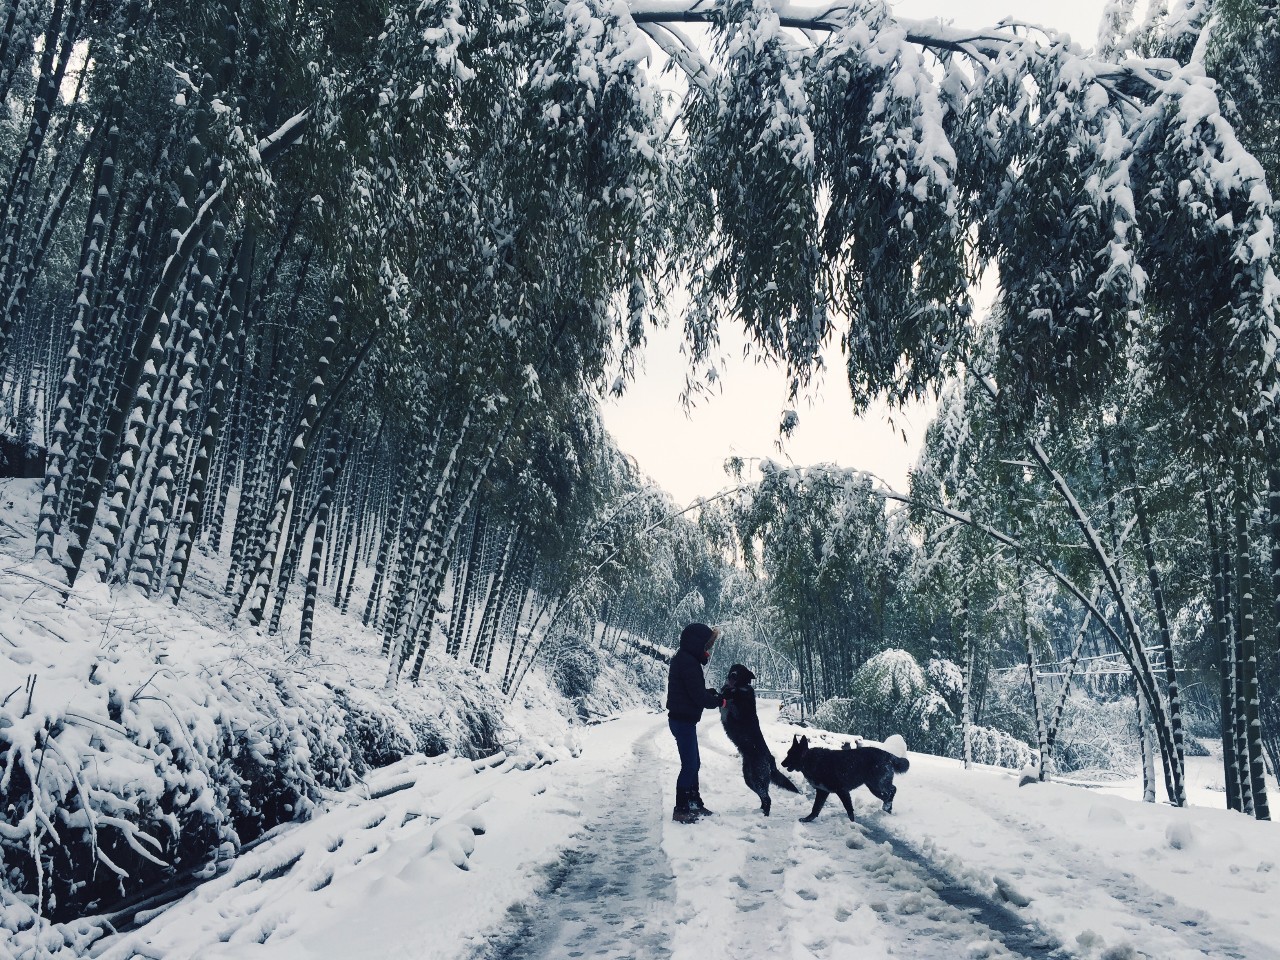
left=689, top=791, right=714, bottom=817
left=672, top=789, right=698, bottom=823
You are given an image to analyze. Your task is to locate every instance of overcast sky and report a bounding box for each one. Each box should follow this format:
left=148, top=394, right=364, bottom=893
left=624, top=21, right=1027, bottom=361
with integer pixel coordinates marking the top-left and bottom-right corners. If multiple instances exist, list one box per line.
left=601, top=0, right=1112, bottom=506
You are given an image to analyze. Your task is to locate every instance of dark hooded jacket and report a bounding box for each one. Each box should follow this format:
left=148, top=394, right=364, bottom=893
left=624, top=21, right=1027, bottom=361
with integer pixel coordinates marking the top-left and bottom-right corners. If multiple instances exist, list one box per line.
left=666, top=626, right=720, bottom=722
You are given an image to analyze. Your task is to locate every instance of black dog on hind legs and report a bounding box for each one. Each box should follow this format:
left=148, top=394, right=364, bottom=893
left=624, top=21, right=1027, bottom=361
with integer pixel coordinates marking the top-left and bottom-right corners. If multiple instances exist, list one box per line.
left=719, top=664, right=799, bottom=816
left=781, top=734, right=909, bottom=823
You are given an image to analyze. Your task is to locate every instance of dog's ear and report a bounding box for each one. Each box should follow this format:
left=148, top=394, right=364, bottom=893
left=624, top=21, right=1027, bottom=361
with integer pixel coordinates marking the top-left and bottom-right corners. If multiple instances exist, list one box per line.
left=801, top=736, right=809, bottom=748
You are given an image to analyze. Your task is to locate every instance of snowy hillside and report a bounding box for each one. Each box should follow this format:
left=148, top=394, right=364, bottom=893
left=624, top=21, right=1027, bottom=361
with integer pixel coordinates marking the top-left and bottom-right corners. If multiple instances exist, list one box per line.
left=0, top=476, right=655, bottom=957
left=49, top=705, right=1280, bottom=960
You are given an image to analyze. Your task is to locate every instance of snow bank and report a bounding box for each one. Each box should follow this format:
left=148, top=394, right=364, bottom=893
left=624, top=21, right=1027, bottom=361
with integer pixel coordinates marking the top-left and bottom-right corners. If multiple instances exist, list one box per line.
left=0, top=477, right=645, bottom=954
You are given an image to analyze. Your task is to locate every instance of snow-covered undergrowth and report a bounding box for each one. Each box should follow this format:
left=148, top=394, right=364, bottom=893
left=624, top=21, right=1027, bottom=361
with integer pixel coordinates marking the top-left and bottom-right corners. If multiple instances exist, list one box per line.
left=15, top=706, right=1280, bottom=960
left=0, top=478, right=654, bottom=950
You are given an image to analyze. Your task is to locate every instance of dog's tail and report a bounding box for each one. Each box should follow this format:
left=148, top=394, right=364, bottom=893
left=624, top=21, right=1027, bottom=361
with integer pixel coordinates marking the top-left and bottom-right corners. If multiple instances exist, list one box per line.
left=770, top=762, right=800, bottom=793
left=890, top=754, right=910, bottom=775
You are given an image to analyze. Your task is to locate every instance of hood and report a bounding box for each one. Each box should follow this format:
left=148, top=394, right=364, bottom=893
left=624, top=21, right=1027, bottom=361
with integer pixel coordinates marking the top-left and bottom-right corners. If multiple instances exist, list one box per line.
left=679, top=622, right=717, bottom=657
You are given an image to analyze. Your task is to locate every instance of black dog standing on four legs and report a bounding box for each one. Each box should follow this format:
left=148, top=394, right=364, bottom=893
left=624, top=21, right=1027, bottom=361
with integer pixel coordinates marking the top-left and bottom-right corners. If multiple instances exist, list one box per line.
left=666, top=622, right=723, bottom=823
left=782, top=734, right=909, bottom=823
left=719, top=664, right=799, bottom=816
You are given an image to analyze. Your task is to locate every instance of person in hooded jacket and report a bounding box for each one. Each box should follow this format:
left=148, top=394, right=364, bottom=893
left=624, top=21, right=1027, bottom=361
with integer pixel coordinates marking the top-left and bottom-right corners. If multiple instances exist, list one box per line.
left=666, top=622, right=723, bottom=822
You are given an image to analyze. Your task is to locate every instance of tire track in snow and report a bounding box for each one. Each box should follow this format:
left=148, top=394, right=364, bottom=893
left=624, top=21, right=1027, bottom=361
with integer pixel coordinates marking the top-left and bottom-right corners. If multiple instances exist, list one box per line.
left=924, top=777, right=1280, bottom=960
left=855, top=817, right=1066, bottom=958
left=481, top=727, right=679, bottom=960
left=778, top=809, right=1065, bottom=960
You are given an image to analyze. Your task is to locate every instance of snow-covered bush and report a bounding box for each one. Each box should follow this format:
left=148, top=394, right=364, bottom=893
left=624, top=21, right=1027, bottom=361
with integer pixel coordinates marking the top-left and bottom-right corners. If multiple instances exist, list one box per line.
left=453, top=690, right=505, bottom=759
left=331, top=685, right=416, bottom=776
left=0, top=656, right=348, bottom=921
left=1053, top=695, right=1142, bottom=774
left=812, top=649, right=955, bottom=753
left=1183, top=736, right=1210, bottom=758
left=810, top=696, right=860, bottom=734
left=967, top=724, right=1035, bottom=770
left=926, top=656, right=964, bottom=707
left=0, top=639, right=513, bottom=922
left=548, top=633, right=602, bottom=701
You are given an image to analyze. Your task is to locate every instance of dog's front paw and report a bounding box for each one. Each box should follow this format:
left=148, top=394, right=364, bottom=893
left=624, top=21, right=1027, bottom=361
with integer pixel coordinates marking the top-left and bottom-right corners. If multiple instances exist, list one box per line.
left=799, top=814, right=817, bottom=823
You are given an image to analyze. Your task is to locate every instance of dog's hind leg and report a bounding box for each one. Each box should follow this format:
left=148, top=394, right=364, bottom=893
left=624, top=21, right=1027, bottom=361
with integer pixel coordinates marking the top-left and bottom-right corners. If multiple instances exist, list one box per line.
left=800, top=790, right=829, bottom=822
left=750, top=773, right=772, bottom=815
left=745, top=759, right=772, bottom=815
left=869, top=773, right=897, bottom=813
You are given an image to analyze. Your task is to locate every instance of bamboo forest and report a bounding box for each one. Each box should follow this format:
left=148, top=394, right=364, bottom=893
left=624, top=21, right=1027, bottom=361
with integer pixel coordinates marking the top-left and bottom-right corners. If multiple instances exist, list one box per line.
left=2, top=0, right=1280, bottom=957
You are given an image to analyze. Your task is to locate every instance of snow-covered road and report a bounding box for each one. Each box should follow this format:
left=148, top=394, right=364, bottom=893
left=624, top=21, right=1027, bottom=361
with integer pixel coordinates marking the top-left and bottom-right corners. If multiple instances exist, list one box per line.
left=89, top=708, right=1280, bottom=960
left=486, top=731, right=679, bottom=959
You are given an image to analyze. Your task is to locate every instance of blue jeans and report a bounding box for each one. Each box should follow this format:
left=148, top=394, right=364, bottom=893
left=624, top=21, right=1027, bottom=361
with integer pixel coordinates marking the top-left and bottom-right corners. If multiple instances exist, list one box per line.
left=669, top=717, right=700, bottom=791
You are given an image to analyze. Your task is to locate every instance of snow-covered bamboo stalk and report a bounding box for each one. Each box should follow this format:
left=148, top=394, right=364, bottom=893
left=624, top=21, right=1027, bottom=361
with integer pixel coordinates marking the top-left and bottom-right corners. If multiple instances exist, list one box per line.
left=165, top=232, right=241, bottom=575
left=329, top=443, right=362, bottom=604
left=299, top=433, right=342, bottom=654
left=961, top=621, right=975, bottom=770
left=1205, top=477, right=1244, bottom=812
left=130, top=321, right=199, bottom=592
left=1233, top=461, right=1269, bottom=820
left=267, top=452, right=330, bottom=636
left=0, top=0, right=81, bottom=365
left=64, top=179, right=225, bottom=586
left=110, top=231, right=204, bottom=584
left=873, top=480, right=1182, bottom=792
left=377, top=449, right=441, bottom=652
left=402, top=435, right=507, bottom=687
left=165, top=238, right=250, bottom=603
left=473, top=523, right=520, bottom=670
left=972, top=369, right=1181, bottom=805
left=270, top=433, right=354, bottom=634
left=103, top=284, right=181, bottom=582
left=1027, top=433, right=1181, bottom=802
left=136, top=216, right=225, bottom=592
left=1017, top=564, right=1050, bottom=782
left=446, top=508, right=486, bottom=658
left=0, top=55, right=98, bottom=375
left=483, top=536, right=527, bottom=675
left=1136, top=689, right=1156, bottom=804
left=497, top=547, right=536, bottom=688
left=1221, top=489, right=1254, bottom=816
left=323, top=443, right=356, bottom=589
left=1126, top=462, right=1186, bottom=793
left=61, top=178, right=157, bottom=538
left=1271, top=458, right=1280, bottom=715
left=384, top=424, right=488, bottom=686
left=35, top=121, right=118, bottom=561
left=63, top=108, right=308, bottom=589
left=240, top=297, right=341, bottom=626
left=364, top=467, right=414, bottom=629
left=333, top=428, right=379, bottom=613
left=1044, top=583, right=1104, bottom=763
